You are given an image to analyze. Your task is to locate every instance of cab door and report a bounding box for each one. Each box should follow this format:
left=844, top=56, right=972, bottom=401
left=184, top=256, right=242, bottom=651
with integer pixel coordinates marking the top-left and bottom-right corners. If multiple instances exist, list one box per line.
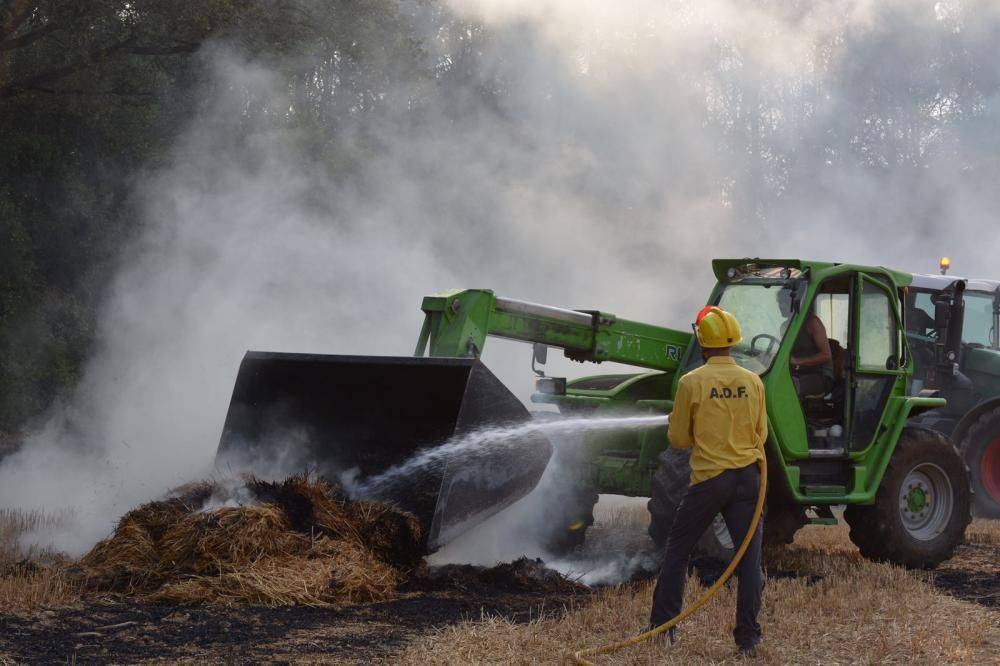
left=850, top=275, right=906, bottom=451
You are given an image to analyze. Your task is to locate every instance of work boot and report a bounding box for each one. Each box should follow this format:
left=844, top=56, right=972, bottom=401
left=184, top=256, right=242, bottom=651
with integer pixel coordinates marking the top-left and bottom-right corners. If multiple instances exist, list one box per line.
left=641, top=623, right=676, bottom=645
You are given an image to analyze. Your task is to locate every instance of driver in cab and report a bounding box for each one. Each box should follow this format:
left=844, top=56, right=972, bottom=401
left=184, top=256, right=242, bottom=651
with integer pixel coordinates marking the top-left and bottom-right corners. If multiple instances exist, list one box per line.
left=777, top=287, right=833, bottom=397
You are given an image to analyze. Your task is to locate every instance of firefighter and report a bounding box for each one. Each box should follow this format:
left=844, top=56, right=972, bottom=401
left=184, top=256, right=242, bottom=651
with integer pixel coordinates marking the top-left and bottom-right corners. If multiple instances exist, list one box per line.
left=648, top=305, right=767, bottom=658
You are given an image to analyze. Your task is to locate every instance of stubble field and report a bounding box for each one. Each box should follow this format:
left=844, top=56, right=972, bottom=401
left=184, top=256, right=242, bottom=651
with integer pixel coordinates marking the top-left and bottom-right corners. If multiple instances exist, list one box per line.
left=1, top=502, right=998, bottom=664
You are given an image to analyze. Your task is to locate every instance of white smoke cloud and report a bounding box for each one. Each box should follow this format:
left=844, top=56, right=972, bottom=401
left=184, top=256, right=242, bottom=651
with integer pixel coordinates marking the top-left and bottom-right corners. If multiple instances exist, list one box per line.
left=3, top=0, right=1000, bottom=558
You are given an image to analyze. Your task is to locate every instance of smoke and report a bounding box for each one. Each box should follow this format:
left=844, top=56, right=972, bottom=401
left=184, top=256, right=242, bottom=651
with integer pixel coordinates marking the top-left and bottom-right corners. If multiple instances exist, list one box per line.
left=4, top=0, right=1000, bottom=560
left=429, top=452, right=661, bottom=587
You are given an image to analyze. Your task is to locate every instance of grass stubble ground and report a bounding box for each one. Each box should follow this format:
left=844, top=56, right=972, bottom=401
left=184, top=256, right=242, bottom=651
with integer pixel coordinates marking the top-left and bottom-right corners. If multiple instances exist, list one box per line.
left=1, top=503, right=999, bottom=664
left=400, top=508, right=1000, bottom=665
left=0, top=508, right=80, bottom=614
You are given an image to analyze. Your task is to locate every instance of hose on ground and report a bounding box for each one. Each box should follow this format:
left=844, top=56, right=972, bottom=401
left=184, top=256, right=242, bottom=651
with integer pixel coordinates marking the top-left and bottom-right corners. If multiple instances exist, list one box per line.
left=567, top=456, right=767, bottom=665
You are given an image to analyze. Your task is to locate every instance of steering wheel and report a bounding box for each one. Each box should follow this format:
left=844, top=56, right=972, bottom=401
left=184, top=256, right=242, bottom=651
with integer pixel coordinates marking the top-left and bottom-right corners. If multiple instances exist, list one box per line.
left=750, top=333, right=781, bottom=358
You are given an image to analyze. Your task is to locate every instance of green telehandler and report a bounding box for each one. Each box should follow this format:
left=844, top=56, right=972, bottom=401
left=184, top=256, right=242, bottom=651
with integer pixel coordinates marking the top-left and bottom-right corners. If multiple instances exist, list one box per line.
left=216, top=258, right=972, bottom=568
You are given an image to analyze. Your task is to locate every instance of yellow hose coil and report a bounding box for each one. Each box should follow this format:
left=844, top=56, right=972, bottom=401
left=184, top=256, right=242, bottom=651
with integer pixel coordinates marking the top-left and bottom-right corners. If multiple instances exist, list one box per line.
left=567, top=457, right=767, bottom=665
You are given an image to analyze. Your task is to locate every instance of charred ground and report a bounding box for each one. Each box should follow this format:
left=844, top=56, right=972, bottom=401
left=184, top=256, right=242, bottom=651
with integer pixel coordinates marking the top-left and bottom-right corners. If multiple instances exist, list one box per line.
left=932, top=543, right=1000, bottom=610
left=0, top=588, right=588, bottom=664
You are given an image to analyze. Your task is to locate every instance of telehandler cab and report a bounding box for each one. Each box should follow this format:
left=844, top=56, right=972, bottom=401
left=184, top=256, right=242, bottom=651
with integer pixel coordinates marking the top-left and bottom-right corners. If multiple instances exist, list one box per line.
left=216, top=259, right=971, bottom=568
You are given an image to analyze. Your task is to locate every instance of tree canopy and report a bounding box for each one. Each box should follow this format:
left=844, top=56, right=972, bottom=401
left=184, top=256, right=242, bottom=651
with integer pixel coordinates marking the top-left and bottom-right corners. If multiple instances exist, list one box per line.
left=0, top=0, right=424, bottom=430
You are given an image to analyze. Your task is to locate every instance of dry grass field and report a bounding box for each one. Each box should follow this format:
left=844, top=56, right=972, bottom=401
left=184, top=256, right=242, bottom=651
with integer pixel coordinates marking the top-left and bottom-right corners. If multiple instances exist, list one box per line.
left=400, top=504, right=1000, bottom=665
left=968, top=518, right=1000, bottom=546
left=0, top=509, right=80, bottom=614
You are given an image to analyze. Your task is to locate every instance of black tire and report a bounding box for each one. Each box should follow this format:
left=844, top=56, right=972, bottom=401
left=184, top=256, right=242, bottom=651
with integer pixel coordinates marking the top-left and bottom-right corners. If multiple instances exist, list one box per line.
left=760, top=453, right=808, bottom=547
left=697, top=514, right=736, bottom=561
left=541, top=483, right=599, bottom=554
left=844, top=427, right=971, bottom=569
left=646, top=448, right=738, bottom=562
left=762, top=499, right=808, bottom=547
left=959, top=406, right=1000, bottom=519
left=647, top=448, right=692, bottom=548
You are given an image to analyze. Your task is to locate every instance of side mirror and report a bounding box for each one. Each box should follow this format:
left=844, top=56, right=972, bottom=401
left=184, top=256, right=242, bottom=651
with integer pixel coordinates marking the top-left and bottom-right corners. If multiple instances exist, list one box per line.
left=533, top=343, right=548, bottom=365
left=931, top=280, right=966, bottom=371
left=933, top=300, right=951, bottom=334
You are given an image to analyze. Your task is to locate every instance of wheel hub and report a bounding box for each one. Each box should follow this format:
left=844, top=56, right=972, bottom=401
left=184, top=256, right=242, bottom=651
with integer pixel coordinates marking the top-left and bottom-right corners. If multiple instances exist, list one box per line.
left=898, top=462, right=954, bottom=541
left=905, top=484, right=929, bottom=514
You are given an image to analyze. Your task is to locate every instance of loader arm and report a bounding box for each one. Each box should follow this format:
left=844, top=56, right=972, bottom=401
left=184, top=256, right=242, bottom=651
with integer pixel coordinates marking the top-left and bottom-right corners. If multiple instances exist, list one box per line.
left=414, top=289, right=691, bottom=372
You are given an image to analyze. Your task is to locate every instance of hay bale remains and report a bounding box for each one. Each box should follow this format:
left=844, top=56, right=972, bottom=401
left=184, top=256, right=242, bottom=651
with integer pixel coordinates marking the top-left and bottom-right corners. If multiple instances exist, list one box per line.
left=315, top=537, right=401, bottom=603
left=247, top=476, right=424, bottom=570
left=408, top=557, right=590, bottom=595
left=78, top=525, right=154, bottom=592
left=481, top=557, right=588, bottom=593
left=348, top=500, right=424, bottom=571
left=158, top=504, right=308, bottom=576
left=148, top=556, right=342, bottom=607
left=78, top=474, right=422, bottom=606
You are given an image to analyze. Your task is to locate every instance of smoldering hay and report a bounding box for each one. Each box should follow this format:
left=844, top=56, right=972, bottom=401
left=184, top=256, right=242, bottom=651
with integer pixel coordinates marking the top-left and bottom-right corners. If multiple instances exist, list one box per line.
left=73, top=472, right=590, bottom=607
left=76, top=475, right=423, bottom=606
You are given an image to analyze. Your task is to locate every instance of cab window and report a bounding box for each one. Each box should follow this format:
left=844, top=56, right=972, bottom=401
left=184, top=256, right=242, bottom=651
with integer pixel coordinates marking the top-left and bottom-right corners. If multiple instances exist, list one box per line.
left=963, top=293, right=996, bottom=348
left=907, top=291, right=936, bottom=338
left=814, top=292, right=850, bottom=344
left=859, top=282, right=897, bottom=370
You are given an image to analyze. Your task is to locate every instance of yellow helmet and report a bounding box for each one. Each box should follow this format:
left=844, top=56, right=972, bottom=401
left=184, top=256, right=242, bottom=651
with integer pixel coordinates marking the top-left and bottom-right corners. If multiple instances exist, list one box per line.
left=695, top=306, right=742, bottom=349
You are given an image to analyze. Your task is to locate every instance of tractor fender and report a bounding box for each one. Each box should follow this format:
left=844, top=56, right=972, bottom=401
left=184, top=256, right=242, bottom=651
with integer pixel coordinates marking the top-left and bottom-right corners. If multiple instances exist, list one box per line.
left=951, top=396, right=1000, bottom=451
left=849, top=397, right=947, bottom=503
left=888, top=396, right=948, bottom=456
left=897, top=396, right=948, bottom=425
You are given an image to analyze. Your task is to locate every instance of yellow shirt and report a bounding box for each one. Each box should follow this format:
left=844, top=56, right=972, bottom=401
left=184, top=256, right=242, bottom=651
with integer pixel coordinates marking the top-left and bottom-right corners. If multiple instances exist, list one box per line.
left=668, top=356, right=767, bottom=485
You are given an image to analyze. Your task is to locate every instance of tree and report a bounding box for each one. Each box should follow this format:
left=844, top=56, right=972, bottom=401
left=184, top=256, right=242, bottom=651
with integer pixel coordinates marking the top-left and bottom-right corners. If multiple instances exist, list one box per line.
left=0, top=0, right=426, bottom=431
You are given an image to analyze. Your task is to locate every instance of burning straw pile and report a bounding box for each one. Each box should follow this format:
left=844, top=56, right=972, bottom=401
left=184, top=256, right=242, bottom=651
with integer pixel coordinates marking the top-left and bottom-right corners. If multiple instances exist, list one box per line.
left=76, top=475, right=422, bottom=607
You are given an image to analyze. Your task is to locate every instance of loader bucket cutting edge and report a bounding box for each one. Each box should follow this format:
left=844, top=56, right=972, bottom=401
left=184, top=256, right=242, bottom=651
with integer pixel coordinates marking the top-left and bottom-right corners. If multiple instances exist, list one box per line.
left=215, top=352, right=553, bottom=552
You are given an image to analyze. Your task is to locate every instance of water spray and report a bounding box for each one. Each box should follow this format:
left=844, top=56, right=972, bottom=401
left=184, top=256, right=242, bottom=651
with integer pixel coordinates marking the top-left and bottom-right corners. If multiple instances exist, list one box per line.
left=353, top=414, right=668, bottom=498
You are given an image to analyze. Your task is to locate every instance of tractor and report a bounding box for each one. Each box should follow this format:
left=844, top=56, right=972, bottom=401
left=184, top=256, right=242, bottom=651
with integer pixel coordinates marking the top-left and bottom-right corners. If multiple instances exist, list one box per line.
left=903, top=270, right=1000, bottom=518
left=216, top=259, right=972, bottom=569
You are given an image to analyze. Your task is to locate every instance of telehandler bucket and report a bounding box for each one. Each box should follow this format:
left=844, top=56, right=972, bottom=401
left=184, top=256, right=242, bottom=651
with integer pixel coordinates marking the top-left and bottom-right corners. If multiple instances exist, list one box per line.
left=215, top=352, right=553, bottom=551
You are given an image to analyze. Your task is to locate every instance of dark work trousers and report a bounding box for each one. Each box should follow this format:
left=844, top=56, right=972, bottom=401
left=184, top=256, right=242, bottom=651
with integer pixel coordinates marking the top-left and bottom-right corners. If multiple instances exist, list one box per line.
left=649, top=463, right=763, bottom=650
left=793, top=372, right=833, bottom=398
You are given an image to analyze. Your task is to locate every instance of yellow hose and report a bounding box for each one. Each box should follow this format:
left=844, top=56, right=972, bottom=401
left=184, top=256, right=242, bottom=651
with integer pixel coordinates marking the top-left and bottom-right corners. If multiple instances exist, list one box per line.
left=567, top=457, right=767, bottom=665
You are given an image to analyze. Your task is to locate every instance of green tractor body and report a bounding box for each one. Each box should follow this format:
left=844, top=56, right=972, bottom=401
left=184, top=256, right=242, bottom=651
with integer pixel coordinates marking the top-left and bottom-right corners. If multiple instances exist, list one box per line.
left=904, top=273, right=1000, bottom=517
left=216, top=258, right=973, bottom=567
